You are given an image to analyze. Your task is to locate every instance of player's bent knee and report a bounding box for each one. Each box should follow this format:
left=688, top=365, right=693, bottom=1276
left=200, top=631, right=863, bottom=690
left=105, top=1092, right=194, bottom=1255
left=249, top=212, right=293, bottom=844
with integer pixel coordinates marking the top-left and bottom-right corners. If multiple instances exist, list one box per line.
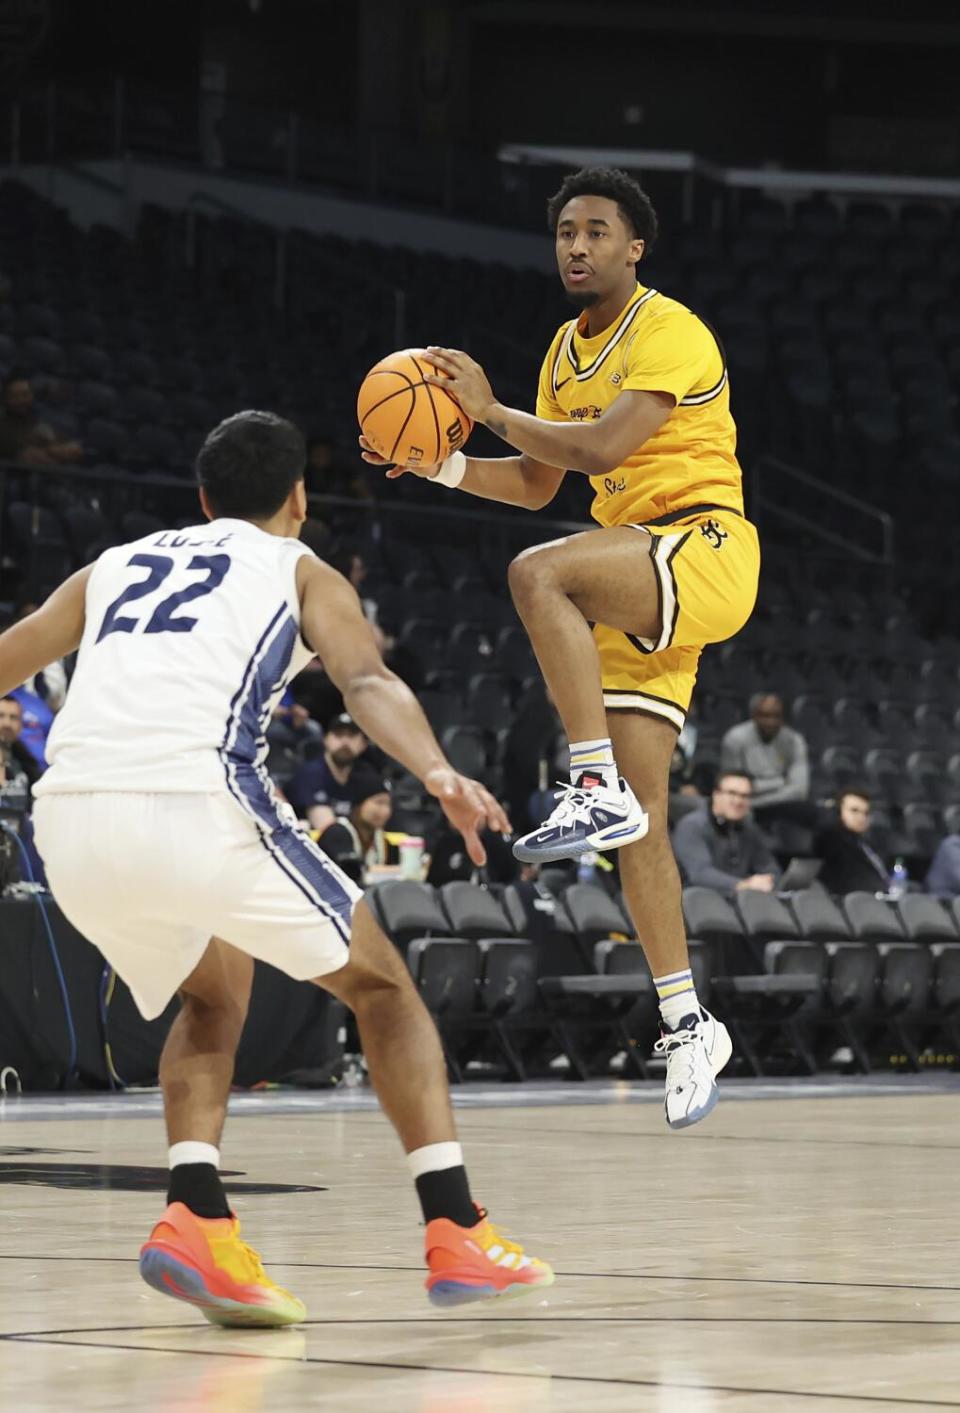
left=508, top=545, right=557, bottom=603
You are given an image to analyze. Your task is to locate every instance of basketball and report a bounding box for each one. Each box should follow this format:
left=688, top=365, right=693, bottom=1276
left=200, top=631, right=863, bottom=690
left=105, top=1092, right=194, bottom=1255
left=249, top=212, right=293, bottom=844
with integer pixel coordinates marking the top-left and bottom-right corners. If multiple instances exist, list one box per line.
left=357, top=348, right=473, bottom=467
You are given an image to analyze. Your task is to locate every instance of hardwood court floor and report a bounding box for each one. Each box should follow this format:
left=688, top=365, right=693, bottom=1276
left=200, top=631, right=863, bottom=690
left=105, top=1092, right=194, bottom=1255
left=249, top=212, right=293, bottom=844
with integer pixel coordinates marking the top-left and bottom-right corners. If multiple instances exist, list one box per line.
left=1, top=1077, right=959, bottom=1411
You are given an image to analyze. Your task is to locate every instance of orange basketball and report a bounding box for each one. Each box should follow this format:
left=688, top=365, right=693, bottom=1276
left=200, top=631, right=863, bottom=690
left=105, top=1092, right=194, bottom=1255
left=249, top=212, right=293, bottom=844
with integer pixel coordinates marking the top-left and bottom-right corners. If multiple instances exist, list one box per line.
left=357, top=348, right=473, bottom=467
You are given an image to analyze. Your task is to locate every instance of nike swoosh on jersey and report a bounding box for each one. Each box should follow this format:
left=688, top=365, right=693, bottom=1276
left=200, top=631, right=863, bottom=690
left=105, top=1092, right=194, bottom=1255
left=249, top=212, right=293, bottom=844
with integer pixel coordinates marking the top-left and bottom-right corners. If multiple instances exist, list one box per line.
left=556, top=377, right=570, bottom=390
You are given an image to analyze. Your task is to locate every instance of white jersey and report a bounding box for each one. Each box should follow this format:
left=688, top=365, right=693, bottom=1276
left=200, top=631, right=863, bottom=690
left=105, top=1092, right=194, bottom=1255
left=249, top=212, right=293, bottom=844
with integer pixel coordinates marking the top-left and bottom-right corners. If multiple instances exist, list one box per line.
left=35, top=518, right=315, bottom=804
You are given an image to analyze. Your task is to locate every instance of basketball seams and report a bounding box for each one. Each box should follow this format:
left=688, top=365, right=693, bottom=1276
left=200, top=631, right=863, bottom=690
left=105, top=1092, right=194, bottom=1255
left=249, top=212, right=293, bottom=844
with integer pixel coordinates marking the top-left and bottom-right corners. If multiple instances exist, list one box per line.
left=411, top=356, right=442, bottom=464
left=358, top=349, right=471, bottom=465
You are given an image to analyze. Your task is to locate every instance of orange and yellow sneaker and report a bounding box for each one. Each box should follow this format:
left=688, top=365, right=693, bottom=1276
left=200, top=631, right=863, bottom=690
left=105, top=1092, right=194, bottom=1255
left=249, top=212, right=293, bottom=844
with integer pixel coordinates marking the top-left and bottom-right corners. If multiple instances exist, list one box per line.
left=139, top=1202, right=306, bottom=1328
left=424, top=1204, right=554, bottom=1307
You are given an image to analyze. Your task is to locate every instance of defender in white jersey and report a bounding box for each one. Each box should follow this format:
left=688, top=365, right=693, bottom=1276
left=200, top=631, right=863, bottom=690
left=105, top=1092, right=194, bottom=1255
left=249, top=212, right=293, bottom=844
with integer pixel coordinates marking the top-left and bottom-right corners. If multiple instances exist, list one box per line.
left=4, top=412, right=553, bottom=1326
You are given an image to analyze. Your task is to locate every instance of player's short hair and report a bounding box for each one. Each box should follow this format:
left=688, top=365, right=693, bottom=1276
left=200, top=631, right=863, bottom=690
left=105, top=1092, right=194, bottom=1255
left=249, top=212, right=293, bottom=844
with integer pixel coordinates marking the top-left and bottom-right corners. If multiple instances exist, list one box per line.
left=547, top=167, right=658, bottom=253
left=196, top=410, right=305, bottom=520
left=839, top=786, right=871, bottom=806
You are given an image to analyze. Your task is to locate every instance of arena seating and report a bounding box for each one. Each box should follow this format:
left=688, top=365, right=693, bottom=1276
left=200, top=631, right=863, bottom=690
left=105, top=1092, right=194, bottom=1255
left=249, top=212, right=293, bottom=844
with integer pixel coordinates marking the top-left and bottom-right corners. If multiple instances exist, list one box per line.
left=368, top=878, right=960, bottom=1079
left=2, top=180, right=959, bottom=1082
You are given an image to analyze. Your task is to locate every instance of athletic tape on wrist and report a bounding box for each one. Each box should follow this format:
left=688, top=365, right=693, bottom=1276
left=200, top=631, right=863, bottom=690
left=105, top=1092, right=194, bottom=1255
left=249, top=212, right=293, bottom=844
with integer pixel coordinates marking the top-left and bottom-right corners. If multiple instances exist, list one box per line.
left=431, top=450, right=466, bottom=488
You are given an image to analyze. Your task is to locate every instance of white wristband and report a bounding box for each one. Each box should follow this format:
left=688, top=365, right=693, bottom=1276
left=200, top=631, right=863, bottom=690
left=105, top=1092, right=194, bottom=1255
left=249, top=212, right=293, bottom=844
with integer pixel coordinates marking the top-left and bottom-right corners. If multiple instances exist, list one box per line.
left=430, top=450, right=466, bottom=488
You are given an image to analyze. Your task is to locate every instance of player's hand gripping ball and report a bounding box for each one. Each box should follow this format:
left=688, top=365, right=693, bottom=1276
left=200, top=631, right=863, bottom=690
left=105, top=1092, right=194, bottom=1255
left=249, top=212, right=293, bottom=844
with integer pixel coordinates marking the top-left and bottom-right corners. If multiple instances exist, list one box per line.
left=356, top=348, right=473, bottom=469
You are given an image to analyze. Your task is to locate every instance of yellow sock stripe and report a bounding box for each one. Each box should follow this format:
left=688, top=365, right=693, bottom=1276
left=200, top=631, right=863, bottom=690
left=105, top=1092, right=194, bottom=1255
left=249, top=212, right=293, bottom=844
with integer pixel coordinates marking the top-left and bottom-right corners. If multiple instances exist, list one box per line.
left=656, top=977, right=696, bottom=999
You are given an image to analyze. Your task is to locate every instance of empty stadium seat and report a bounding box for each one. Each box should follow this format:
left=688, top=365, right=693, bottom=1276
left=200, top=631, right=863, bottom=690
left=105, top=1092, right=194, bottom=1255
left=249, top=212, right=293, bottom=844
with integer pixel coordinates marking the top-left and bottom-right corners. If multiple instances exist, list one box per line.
left=406, top=938, right=479, bottom=1082
left=563, top=883, right=633, bottom=949
left=439, top=882, right=513, bottom=941
left=368, top=880, right=451, bottom=955
left=895, top=895, right=958, bottom=946
left=789, top=891, right=851, bottom=941
left=874, top=943, right=934, bottom=1069
left=842, top=892, right=905, bottom=945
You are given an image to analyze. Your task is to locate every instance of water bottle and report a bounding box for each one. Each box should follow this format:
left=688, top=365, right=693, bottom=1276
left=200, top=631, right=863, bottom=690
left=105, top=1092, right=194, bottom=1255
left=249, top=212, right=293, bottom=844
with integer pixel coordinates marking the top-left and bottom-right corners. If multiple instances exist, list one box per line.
left=888, top=858, right=908, bottom=899
left=577, top=851, right=597, bottom=885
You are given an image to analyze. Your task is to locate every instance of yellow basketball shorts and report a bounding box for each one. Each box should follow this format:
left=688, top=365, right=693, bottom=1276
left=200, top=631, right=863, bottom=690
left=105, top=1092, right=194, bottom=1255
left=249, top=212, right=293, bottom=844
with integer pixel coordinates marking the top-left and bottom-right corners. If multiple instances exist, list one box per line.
left=596, top=507, right=760, bottom=730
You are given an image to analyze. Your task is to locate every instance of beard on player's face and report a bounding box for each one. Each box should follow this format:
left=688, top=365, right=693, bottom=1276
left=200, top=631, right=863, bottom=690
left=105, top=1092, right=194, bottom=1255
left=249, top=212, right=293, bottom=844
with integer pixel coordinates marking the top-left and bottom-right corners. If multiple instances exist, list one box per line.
left=564, top=288, right=600, bottom=309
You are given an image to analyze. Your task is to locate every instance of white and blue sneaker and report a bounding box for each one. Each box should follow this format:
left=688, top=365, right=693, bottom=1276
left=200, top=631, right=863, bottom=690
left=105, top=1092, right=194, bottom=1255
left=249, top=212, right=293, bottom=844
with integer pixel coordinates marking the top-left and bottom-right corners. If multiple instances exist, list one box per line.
left=511, top=778, right=648, bottom=864
left=655, top=1008, right=733, bottom=1130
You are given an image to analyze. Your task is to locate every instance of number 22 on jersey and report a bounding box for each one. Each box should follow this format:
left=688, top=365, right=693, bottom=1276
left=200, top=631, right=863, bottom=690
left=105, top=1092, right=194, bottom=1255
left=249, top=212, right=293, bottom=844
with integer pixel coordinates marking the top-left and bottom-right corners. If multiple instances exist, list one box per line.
left=97, top=552, right=232, bottom=642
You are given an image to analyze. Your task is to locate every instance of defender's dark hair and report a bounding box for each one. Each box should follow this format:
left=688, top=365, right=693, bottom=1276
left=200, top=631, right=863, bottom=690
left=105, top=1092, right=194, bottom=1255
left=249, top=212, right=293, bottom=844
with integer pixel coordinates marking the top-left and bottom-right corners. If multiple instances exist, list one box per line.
left=547, top=167, right=658, bottom=254
left=839, top=786, right=871, bottom=806
left=196, top=410, right=305, bottom=520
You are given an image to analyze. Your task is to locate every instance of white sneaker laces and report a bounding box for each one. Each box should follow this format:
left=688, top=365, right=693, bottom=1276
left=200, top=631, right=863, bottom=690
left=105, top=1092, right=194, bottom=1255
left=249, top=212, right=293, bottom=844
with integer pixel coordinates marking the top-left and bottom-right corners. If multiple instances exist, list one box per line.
left=654, top=1025, right=700, bottom=1089
left=542, top=782, right=590, bottom=828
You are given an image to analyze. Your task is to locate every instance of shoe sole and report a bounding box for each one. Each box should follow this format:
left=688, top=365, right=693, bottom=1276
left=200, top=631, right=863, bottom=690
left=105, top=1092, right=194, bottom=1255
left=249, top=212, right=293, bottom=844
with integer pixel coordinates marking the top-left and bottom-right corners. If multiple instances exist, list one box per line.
left=664, top=1020, right=733, bottom=1131
left=427, top=1269, right=556, bottom=1309
left=139, top=1246, right=305, bottom=1328
left=512, top=812, right=649, bottom=864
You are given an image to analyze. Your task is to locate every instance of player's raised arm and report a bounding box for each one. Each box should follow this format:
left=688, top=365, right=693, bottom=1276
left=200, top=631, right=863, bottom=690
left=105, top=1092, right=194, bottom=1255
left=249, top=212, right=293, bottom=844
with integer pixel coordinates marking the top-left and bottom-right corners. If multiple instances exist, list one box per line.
left=0, top=566, right=92, bottom=698
left=296, top=555, right=509, bottom=864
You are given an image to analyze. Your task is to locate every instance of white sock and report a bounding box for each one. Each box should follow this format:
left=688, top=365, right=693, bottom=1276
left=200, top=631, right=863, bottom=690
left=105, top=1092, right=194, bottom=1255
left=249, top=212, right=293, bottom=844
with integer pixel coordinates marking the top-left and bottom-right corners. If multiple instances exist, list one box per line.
left=569, top=737, right=619, bottom=793
left=654, top=969, right=701, bottom=1030
left=169, top=1141, right=220, bottom=1169
left=406, top=1141, right=464, bottom=1179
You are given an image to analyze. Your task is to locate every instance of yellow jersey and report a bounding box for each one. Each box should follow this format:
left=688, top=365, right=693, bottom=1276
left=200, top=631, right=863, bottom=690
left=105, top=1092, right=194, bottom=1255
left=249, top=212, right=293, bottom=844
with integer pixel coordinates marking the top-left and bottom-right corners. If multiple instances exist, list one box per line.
left=536, top=284, right=744, bottom=527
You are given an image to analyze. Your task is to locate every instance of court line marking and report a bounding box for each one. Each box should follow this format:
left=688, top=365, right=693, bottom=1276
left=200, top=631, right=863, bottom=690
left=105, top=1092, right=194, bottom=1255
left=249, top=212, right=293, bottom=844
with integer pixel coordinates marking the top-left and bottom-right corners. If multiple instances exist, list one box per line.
left=5, top=1313, right=960, bottom=1341
left=0, top=1254, right=957, bottom=1294
left=3, top=1077, right=958, bottom=1121
left=3, top=1333, right=956, bottom=1405
left=454, top=1120, right=960, bottom=1152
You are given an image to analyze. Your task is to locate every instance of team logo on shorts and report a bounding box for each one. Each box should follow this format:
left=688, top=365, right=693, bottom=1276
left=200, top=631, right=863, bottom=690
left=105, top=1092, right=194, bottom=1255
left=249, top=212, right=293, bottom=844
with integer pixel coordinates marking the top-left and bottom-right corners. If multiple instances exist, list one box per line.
left=700, top=519, right=728, bottom=550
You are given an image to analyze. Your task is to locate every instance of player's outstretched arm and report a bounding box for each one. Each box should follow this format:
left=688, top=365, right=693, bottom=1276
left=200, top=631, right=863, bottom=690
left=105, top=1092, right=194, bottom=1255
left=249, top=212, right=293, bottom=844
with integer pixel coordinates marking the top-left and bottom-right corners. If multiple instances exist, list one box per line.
left=296, top=556, right=509, bottom=864
left=0, top=566, right=92, bottom=698
left=359, top=435, right=565, bottom=512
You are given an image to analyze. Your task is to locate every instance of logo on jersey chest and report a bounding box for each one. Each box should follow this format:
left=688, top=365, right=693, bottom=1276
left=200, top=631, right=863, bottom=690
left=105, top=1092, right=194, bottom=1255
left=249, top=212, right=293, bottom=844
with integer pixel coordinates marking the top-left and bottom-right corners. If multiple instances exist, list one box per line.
left=610, top=372, right=623, bottom=386
left=569, top=404, right=603, bottom=421
left=700, top=519, right=728, bottom=550
left=603, top=475, right=627, bottom=496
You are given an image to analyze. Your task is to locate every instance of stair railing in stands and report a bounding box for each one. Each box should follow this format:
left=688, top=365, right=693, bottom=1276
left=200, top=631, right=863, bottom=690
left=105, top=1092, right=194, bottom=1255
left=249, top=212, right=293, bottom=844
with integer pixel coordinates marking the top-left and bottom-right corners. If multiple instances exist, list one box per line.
left=750, top=453, right=895, bottom=575
left=0, top=458, right=594, bottom=597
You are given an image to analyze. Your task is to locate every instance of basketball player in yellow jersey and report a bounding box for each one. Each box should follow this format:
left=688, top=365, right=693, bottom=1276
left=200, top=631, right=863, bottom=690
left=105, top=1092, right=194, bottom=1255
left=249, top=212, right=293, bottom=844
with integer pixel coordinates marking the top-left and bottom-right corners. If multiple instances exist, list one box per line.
left=362, top=167, right=760, bottom=1127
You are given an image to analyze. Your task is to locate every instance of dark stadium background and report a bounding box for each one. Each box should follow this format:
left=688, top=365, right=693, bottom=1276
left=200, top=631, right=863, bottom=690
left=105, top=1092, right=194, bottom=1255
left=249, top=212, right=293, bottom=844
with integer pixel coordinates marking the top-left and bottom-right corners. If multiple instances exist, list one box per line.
left=1, top=0, right=958, bottom=1090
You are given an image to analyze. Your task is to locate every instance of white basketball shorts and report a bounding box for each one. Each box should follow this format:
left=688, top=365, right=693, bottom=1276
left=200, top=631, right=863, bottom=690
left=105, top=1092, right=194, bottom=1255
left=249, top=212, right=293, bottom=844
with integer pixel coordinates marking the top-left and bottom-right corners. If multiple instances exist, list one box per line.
left=33, top=791, right=361, bottom=1021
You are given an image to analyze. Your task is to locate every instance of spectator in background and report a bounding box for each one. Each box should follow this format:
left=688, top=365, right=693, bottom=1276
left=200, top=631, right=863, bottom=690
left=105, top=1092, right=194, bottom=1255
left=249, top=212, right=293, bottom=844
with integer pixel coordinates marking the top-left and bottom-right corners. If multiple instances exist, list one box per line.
left=814, top=788, right=888, bottom=894
left=317, top=766, right=396, bottom=885
left=426, top=823, right=518, bottom=886
left=0, top=696, right=33, bottom=827
left=286, top=712, right=368, bottom=831
left=305, top=434, right=369, bottom=502
left=501, top=687, right=567, bottom=837
left=0, top=695, right=41, bottom=788
left=329, top=545, right=384, bottom=639
left=924, top=831, right=960, bottom=897
left=0, top=372, right=82, bottom=466
left=14, top=599, right=68, bottom=710
left=672, top=770, right=781, bottom=895
left=9, top=683, right=54, bottom=770
left=669, top=717, right=704, bottom=825
left=720, top=693, right=813, bottom=825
